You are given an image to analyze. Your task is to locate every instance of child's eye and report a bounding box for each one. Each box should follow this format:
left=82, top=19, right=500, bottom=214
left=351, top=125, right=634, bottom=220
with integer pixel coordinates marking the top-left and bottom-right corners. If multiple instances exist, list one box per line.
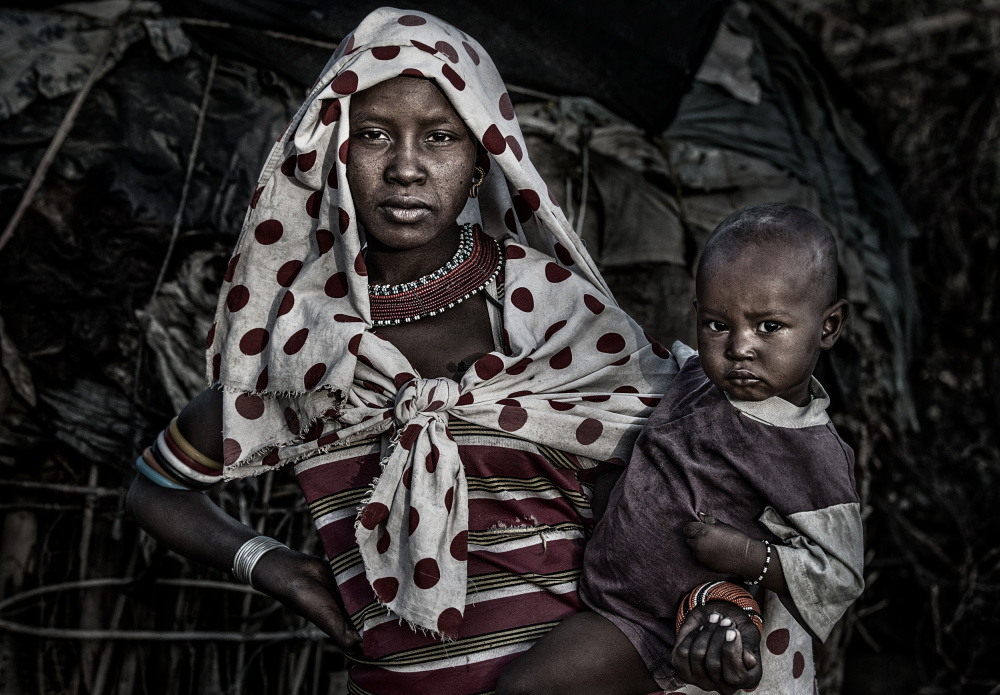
left=706, top=321, right=727, bottom=332
left=758, top=321, right=783, bottom=334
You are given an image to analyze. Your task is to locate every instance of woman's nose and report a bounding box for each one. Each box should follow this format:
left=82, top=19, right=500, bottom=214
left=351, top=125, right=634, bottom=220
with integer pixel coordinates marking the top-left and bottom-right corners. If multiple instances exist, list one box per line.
left=385, top=139, right=426, bottom=185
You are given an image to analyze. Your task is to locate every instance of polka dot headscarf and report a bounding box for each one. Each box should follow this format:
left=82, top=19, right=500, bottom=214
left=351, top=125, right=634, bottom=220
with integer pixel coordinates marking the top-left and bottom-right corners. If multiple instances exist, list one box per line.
left=207, top=7, right=681, bottom=637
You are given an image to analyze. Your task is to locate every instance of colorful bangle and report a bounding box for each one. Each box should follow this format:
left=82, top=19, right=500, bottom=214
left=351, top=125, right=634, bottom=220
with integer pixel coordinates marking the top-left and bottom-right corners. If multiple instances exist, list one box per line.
left=135, top=455, right=190, bottom=491
left=232, top=536, right=288, bottom=590
left=676, top=581, right=763, bottom=636
left=748, top=540, right=771, bottom=585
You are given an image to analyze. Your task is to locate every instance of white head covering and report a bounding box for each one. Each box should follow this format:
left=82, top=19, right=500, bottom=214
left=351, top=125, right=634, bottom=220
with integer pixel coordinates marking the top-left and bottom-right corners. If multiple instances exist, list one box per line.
left=208, top=7, right=679, bottom=637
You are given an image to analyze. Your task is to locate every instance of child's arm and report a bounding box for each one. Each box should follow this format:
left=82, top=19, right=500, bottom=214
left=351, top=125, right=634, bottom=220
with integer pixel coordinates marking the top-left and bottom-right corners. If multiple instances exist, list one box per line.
left=683, top=514, right=789, bottom=596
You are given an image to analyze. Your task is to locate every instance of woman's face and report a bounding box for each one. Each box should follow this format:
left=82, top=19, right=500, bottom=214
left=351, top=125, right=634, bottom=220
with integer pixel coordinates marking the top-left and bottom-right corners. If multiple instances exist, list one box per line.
left=347, top=76, right=478, bottom=251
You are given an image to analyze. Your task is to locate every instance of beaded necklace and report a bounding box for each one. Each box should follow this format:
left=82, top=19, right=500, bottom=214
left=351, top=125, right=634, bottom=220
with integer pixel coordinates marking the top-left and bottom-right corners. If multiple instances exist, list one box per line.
left=368, top=223, right=502, bottom=327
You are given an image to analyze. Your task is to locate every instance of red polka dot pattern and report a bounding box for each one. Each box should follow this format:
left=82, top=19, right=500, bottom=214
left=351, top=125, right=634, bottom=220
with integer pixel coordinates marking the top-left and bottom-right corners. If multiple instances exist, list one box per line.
left=255, top=367, right=268, bottom=391
left=205, top=323, right=216, bottom=350
left=303, top=363, right=326, bottom=389
left=435, top=41, right=459, bottom=62
left=320, top=99, right=341, bottom=125
left=227, top=285, right=250, bottom=312
left=283, top=328, right=309, bottom=355
left=297, top=150, right=316, bottom=171
left=373, top=576, right=399, bottom=603
left=575, top=418, right=603, bottom=445
left=438, top=607, right=463, bottom=636
left=545, top=263, right=572, bottom=283
left=510, top=287, right=534, bottom=312
left=305, top=191, right=322, bottom=218
left=474, top=354, right=504, bottom=380
left=584, top=294, right=605, bottom=314
left=505, top=244, right=526, bottom=260
left=498, top=92, right=515, bottom=120
left=413, top=558, right=440, bottom=589
left=450, top=530, right=468, bottom=561
left=793, top=651, right=805, bottom=678
left=277, top=290, right=294, bottom=316
left=498, top=405, right=528, bottom=432
left=250, top=186, right=264, bottom=209
left=409, top=506, right=420, bottom=535
left=506, top=136, right=523, bottom=161
left=482, top=124, right=506, bottom=155
left=377, top=529, right=391, bottom=554
left=325, top=272, right=349, bottom=298
left=254, top=220, right=283, bottom=245
left=401, top=68, right=423, bottom=77
left=372, top=45, right=400, bottom=60
left=235, top=393, right=265, bottom=419
left=339, top=139, right=349, bottom=165
left=766, top=628, right=790, bottom=655
left=506, top=357, right=532, bottom=375
left=331, top=70, right=358, bottom=94
left=239, top=328, right=269, bottom=355
left=463, top=41, right=480, bottom=64
left=276, top=260, right=302, bottom=287
left=545, top=320, right=567, bottom=341
left=360, top=502, right=390, bottom=530
left=224, top=254, right=240, bottom=282
left=411, top=39, right=436, bottom=54
left=597, top=333, right=627, bottom=354
left=441, top=64, right=466, bottom=90
left=554, top=243, right=574, bottom=265
left=222, top=438, right=242, bottom=465
left=316, top=229, right=334, bottom=254
left=550, top=346, right=573, bottom=369
left=338, top=208, right=351, bottom=233
left=398, top=14, right=426, bottom=26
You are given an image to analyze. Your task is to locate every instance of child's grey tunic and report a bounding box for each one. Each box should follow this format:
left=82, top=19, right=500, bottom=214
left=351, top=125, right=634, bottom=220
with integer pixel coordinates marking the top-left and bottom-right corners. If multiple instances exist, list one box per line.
left=579, top=351, right=864, bottom=693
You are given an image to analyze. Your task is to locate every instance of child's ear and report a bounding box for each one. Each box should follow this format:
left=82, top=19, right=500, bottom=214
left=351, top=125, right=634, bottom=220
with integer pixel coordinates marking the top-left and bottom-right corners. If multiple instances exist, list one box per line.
left=820, top=299, right=849, bottom=350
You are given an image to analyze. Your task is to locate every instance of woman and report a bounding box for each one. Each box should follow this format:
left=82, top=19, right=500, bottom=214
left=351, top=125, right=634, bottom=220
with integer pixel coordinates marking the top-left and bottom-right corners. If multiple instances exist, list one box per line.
left=127, top=8, right=761, bottom=694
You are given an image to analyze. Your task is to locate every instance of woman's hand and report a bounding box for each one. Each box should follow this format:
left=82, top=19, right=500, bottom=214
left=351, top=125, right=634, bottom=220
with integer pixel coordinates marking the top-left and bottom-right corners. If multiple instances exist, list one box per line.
left=671, top=601, right=762, bottom=694
left=253, top=547, right=362, bottom=654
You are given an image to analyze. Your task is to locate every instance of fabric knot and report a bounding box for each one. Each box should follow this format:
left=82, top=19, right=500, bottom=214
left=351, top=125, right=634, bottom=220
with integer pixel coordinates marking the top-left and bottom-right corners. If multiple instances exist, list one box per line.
left=393, top=377, right=462, bottom=425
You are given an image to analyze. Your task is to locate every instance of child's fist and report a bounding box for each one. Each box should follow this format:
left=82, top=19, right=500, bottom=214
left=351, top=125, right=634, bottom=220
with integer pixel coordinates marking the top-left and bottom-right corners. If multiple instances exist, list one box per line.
left=683, top=513, right=754, bottom=576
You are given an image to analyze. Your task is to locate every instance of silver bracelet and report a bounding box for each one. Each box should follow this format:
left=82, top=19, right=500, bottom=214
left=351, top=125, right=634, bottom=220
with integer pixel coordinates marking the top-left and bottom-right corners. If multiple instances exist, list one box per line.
left=232, top=536, right=287, bottom=589
left=749, top=540, right=771, bottom=585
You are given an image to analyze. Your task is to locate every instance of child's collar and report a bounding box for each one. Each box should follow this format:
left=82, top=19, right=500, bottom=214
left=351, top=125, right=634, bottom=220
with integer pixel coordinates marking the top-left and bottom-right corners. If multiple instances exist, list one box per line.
left=725, top=376, right=831, bottom=429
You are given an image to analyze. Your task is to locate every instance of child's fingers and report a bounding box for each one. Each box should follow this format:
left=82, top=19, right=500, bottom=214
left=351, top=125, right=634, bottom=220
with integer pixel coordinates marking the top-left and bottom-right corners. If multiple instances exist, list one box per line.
left=698, top=512, right=718, bottom=525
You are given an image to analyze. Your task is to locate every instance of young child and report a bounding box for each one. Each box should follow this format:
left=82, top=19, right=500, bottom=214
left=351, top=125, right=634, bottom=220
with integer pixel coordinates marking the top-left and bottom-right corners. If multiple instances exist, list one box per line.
left=497, top=203, right=865, bottom=695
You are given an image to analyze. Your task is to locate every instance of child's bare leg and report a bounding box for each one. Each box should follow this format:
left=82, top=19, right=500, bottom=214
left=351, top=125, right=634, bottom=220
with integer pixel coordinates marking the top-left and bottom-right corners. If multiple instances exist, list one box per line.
left=495, top=610, right=659, bottom=695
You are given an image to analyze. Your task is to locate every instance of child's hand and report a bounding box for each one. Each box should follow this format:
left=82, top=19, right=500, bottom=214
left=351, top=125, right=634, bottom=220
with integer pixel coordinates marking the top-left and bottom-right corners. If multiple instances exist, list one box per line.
left=683, top=513, right=755, bottom=577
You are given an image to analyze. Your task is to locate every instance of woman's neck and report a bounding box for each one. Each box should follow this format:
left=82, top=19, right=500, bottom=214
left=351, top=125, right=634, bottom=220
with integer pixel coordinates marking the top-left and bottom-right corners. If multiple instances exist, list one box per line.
left=364, top=225, right=462, bottom=286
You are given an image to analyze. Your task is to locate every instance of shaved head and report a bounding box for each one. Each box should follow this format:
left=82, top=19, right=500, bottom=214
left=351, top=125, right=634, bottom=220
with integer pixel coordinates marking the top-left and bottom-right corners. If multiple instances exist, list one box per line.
left=698, top=203, right=840, bottom=307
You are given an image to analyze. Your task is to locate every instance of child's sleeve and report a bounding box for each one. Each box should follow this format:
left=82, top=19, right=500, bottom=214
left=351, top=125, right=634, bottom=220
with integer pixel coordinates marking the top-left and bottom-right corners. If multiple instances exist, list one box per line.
left=758, top=503, right=864, bottom=641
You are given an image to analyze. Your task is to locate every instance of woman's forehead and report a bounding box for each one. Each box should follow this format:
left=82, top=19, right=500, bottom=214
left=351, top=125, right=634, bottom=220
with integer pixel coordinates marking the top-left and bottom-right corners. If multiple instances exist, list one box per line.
left=351, top=76, right=463, bottom=121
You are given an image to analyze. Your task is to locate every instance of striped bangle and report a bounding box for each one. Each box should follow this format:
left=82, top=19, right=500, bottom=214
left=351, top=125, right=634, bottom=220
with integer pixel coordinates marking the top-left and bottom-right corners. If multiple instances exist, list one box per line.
left=675, top=581, right=763, bottom=636
left=748, top=540, right=771, bottom=585
left=232, top=536, right=288, bottom=590
left=135, top=455, right=189, bottom=491
left=148, top=420, right=223, bottom=492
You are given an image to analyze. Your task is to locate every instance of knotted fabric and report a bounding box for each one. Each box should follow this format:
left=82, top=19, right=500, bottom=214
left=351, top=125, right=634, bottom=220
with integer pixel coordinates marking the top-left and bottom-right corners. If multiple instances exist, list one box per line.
left=207, top=7, right=681, bottom=636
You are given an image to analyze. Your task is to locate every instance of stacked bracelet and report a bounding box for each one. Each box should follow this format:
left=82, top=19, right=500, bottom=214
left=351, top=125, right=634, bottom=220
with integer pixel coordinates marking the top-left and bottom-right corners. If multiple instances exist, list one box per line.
left=232, top=536, right=288, bottom=590
left=676, top=580, right=763, bottom=636
left=748, top=540, right=771, bottom=586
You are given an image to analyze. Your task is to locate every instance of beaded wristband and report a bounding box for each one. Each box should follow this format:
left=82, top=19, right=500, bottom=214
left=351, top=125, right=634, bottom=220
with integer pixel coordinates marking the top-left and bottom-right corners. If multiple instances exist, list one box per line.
left=748, top=540, right=771, bottom=585
left=232, top=536, right=288, bottom=590
left=675, top=581, right=763, bottom=636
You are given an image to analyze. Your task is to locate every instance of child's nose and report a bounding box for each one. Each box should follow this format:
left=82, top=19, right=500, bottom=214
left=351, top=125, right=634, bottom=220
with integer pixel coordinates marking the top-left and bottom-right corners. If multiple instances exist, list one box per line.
left=725, top=330, right=756, bottom=360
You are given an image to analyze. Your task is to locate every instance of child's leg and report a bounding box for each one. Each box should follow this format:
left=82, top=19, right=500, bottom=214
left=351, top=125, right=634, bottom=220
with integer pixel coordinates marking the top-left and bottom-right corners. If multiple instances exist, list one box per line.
left=495, top=610, right=660, bottom=695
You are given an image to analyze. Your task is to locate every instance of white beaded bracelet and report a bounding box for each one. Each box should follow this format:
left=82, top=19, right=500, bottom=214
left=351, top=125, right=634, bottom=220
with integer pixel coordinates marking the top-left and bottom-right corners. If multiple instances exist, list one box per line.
left=232, top=536, right=287, bottom=590
left=749, top=540, right=771, bottom=585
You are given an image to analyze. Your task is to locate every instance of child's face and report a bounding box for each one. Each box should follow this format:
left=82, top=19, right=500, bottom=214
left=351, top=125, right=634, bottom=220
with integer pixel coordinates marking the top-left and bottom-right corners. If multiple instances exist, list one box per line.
left=695, top=244, right=847, bottom=406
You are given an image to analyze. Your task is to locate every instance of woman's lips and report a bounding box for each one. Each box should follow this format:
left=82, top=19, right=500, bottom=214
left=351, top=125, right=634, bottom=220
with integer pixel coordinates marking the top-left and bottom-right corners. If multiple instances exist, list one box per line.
left=380, top=196, right=431, bottom=224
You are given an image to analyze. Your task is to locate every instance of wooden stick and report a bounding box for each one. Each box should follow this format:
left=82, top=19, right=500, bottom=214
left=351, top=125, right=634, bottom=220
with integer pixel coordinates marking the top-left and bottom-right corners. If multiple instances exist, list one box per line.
left=0, top=21, right=119, bottom=253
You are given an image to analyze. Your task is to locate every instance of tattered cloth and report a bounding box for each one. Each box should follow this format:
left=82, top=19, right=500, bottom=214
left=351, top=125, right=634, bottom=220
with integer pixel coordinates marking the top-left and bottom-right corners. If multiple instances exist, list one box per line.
left=206, top=8, right=681, bottom=637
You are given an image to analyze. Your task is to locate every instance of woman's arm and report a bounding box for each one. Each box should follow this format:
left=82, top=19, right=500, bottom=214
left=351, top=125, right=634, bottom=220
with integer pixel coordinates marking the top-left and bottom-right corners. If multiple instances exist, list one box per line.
left=126, top=387, right=361, bottom=652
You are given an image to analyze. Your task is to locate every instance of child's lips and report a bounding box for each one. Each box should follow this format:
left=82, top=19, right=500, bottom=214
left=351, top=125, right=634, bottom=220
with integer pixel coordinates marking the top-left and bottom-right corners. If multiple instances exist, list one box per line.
left=726, top=369, right=761, bottom=386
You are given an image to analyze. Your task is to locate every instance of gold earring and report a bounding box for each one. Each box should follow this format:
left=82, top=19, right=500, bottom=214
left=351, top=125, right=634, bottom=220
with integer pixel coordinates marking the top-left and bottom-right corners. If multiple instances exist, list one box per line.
left=469, top=166, right=486, bottom=198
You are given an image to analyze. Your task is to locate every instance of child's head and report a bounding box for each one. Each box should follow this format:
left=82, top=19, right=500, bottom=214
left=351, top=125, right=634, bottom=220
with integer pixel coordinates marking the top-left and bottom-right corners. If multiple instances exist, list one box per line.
left=695, top=203, right=848, bottom=406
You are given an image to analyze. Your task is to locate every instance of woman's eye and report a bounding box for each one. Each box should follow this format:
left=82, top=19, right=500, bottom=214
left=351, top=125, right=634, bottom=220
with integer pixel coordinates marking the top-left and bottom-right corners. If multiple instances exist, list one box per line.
left=706, top=321, right=727, bottom=332
left=358, top=130, right=388, bottom=141
left=427, top=132, right=456, bottom=143
left=758, top=321, right=783, bottom=333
